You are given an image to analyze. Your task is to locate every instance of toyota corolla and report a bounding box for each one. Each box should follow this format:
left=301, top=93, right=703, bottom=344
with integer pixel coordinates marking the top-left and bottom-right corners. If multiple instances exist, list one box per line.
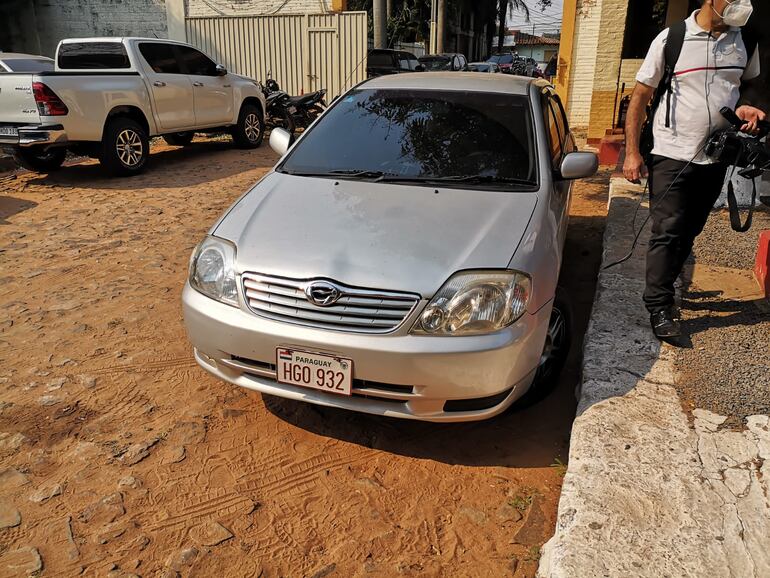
left=182, top=72, right=598, bottom=422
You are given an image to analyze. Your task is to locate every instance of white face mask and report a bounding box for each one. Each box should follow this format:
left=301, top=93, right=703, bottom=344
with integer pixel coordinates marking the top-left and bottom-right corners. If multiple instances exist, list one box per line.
left=714, top=0, right=754, bottom=27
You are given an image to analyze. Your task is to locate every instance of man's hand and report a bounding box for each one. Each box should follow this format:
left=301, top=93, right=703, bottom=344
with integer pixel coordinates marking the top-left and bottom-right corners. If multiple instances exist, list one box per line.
left=623, top=151, right=647, bottom=184
left=736, top=105, right=767, bottom=135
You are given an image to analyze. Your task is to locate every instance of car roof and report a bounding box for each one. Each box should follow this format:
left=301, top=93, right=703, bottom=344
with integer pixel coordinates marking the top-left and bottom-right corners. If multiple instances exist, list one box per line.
left=0, top=53, right=53, bottom=61
left=361, top=72, right=537, bottom=95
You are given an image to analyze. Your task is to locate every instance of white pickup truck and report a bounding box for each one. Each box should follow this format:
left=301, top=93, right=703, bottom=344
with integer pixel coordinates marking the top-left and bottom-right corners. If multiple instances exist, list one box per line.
left=0, top=38, right=266, bottom=176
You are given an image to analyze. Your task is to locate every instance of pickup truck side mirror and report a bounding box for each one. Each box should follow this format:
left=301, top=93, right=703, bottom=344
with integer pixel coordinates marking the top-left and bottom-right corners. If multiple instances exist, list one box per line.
left=269, top=127, right=295, bottom=156
left=559, top=151, right=599, bottom=180
left=215, top=64, right=227, bottom=76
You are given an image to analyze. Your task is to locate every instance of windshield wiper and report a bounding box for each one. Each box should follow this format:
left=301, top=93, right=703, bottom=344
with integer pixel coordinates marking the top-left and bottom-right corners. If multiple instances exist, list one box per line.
left=280, top=169, right=396, bottom=180
left=374, top=174, right=535, bottom=187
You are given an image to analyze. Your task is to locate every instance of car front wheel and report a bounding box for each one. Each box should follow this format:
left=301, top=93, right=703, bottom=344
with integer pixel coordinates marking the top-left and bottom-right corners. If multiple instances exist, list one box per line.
left=517, top=287, right=573, bottom=406
left=232, top=104, right=265, bottom=148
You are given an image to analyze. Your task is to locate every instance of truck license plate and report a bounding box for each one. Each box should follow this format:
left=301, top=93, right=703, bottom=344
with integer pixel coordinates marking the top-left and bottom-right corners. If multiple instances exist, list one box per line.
left=0, top=126, right=19, bottom=137
left=276, top=348, right=353, bottom=396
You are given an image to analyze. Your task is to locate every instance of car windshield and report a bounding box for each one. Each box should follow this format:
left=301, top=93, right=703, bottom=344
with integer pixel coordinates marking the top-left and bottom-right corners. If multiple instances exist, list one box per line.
left=419, top=57, right=451, bottom=71
left=488, top=54, right=513, bottom=65
left=279, top=88, right=536, bottom=189
left=3, top=58, right=54, bottom=72
left=468, top=63, right=490, bottom=72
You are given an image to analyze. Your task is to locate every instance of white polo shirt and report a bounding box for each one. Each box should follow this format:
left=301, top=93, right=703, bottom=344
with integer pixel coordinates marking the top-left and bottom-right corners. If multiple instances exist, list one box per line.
left=636, top=10, right=761, bottom=164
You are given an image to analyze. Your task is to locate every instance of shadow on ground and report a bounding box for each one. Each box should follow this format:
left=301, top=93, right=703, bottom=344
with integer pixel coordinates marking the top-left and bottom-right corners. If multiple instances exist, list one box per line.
left=0, top=196, right=37, bottom=225
left=22, top=139, right=275, bottom=190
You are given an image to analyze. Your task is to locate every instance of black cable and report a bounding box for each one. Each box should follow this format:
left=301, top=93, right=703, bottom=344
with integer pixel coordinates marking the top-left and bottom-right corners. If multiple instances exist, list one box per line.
left=603, top=145, right=706, bottom=270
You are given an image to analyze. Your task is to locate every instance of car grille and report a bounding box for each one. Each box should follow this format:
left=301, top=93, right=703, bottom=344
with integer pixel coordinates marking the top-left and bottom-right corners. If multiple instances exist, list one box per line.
left=241, top=273, right=420, bottom=334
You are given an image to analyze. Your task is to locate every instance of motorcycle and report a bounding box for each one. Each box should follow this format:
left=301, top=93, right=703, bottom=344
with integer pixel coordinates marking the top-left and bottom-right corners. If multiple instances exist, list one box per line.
left=259, top=72, right=327, bottom=135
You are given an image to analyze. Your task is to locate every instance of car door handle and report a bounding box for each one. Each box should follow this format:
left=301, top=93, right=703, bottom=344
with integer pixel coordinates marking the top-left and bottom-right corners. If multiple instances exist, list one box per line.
left=192, top=81, right=204, bottom=87
left=153, top=81, right=166, bottom=87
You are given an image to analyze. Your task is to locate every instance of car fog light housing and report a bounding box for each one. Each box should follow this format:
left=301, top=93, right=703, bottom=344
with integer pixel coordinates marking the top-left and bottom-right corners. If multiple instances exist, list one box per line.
left=189, top=236, right=239, bottom=306
left=412, top=270, right=531, bottom=336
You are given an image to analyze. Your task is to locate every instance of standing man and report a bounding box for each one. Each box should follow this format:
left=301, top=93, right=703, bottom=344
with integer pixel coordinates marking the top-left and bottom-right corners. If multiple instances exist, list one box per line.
left=623, top=0, right=765, bottom=342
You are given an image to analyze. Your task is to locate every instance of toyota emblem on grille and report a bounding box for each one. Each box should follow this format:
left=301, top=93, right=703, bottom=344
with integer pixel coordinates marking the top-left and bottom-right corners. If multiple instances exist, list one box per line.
left=305, top=281, right=342, bottom=307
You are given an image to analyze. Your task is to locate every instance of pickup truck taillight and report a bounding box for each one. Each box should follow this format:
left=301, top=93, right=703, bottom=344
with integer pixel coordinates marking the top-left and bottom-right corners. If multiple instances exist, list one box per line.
left=32, top=82, right=69, bottom=116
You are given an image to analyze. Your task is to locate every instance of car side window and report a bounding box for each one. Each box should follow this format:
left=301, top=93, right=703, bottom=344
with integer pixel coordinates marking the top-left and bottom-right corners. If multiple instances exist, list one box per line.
left=398, top=54, right=411, bottom=71
left=176, top=45, right=217, bottom=76
left=459, top=55, right=467, bottom=69
left=139, top=42, right=182, bottom=74
left=551, top=94, right=575, bottom=152
left=543, top=95, right=563, bottom=166
left=408, top=58, right=421, bottom=71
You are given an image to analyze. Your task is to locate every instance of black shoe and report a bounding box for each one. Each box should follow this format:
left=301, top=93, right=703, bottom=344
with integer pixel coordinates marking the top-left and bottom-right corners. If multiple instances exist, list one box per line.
left=650, top=308, right=681, bottom=339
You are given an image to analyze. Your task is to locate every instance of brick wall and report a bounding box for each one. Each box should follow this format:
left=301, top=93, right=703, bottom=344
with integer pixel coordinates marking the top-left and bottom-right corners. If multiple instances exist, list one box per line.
left=566, top=0, right=603, bottom=129
left=185, top=0, right=332, bottom=17
left=32, top=0, right=168, bottom=57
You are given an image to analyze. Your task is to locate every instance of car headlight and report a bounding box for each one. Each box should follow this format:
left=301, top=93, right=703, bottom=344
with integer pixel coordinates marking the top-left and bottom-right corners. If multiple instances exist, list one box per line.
left=189, top=236, right=238, bottom=306
left=412, top=270, right=531, bottom=336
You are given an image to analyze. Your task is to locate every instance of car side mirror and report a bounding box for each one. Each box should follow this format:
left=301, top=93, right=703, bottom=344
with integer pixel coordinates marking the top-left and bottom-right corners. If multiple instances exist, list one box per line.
left=269, top=127, right=294, bottom=156
left=215, top=64, right=227, bottom=76
left=559, top=152, right=599, bottom=180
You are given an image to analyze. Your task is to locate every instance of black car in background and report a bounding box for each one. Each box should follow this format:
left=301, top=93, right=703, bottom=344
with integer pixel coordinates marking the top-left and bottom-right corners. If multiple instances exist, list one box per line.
left=366, top=49, right=422, bottom=77
left=417, top=53, right=468, bottom=71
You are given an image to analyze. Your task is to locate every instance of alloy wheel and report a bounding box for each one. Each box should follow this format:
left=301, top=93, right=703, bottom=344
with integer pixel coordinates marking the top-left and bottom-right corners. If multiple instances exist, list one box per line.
left=244, top=113, right=261, bottom=143
left=116, top=129, right=144, bottom=167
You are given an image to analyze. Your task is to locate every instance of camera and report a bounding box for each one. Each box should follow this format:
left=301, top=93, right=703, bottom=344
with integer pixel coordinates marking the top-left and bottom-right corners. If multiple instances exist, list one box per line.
left=705, top=107, right=770, bottom=180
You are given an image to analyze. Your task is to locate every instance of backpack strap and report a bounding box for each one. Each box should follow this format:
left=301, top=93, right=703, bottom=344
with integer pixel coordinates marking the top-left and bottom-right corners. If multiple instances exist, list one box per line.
left=741, top=27, right=759, bottom=65
left=662, top=21, right=686, bottom=128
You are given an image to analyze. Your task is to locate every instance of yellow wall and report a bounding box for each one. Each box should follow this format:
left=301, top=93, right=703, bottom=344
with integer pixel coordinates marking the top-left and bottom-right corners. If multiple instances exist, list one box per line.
left=554, top=0, right=577, bottom=109
left=332, top=0, right=347, bottom=11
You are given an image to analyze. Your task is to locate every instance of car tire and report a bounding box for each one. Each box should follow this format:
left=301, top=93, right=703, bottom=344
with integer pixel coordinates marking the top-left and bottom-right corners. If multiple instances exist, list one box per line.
left=517, top=287, right=573, bottom=406
left=13, top=147, right=66, bottom=173
left=232, top=104, right=264, bottom=148
left=99, top=117, right=149, bottom=177
left=163, top=132, right=195, bottom=147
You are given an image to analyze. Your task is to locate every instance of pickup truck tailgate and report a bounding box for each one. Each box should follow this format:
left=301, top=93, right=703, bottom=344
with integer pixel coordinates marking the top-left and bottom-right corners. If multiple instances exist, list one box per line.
left=0, top=75, right=41, bottom=126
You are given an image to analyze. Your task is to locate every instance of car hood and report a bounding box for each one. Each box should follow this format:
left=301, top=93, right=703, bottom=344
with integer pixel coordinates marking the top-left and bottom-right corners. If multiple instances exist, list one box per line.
left=214, top=173, right=537, bottom=298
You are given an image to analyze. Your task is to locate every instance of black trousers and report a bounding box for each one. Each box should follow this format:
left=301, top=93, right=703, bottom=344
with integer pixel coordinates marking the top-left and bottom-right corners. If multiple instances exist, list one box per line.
left=643, top=155, right=728, bottom=314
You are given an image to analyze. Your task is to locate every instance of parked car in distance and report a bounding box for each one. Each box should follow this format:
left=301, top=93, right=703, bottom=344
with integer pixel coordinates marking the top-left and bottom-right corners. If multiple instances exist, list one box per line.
left=487, top=52, right=515, bottom=73
left=366, top=49, right=422, bottom=77
left=0, top=52, right=54, bottom=73
left=183, top=72, right=599, bottom=422
left=0, top=38, right=266, bottom=176
left=418, top=53, right=468, bottom=71
left=467, top=62, right=500, bottom=73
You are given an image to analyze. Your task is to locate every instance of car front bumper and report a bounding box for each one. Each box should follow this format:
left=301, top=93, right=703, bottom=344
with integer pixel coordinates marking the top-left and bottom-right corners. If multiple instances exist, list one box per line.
left=182, top=282, right=552, bottom=422
left=0, top=124, right=67, bottom=147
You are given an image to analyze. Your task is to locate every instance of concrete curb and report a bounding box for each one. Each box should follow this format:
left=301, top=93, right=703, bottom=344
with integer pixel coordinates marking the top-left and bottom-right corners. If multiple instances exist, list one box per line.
left=537, top=179, right=770, bottom=577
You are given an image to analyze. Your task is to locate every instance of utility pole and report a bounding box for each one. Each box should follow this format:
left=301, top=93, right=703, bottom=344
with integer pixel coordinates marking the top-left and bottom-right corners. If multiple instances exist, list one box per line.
left=429, top=0, right=438, bottom=53
left=374, top=0, right=387, bottom=49
left=437, top=0, right=446, bottom=53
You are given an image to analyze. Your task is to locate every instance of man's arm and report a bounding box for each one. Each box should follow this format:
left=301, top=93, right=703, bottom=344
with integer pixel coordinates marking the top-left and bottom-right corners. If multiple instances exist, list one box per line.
left=623, top=82, right=656, bottom=183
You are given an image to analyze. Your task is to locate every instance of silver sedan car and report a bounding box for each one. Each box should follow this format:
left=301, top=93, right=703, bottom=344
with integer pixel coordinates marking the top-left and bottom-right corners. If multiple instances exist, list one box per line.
left=183, top=73, right=598, bottom=422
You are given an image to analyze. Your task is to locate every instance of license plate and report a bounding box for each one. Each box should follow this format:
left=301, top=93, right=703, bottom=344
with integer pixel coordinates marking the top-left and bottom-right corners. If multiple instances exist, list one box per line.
left=0, top=126, right=19, bottom=137
left=276, top=348, right=353, bottom=396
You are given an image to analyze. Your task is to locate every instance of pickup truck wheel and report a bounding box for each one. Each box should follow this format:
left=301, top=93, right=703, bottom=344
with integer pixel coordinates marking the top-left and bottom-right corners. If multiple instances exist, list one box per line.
left=232, top=105, right=264, bottom=148
left=14, top=147, right=66, bottom=173
left=515, top=287, right=573, bottom=408
left=163, top=132, right=194, bottom=147
left=100, top=118, right=149, bottom=177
